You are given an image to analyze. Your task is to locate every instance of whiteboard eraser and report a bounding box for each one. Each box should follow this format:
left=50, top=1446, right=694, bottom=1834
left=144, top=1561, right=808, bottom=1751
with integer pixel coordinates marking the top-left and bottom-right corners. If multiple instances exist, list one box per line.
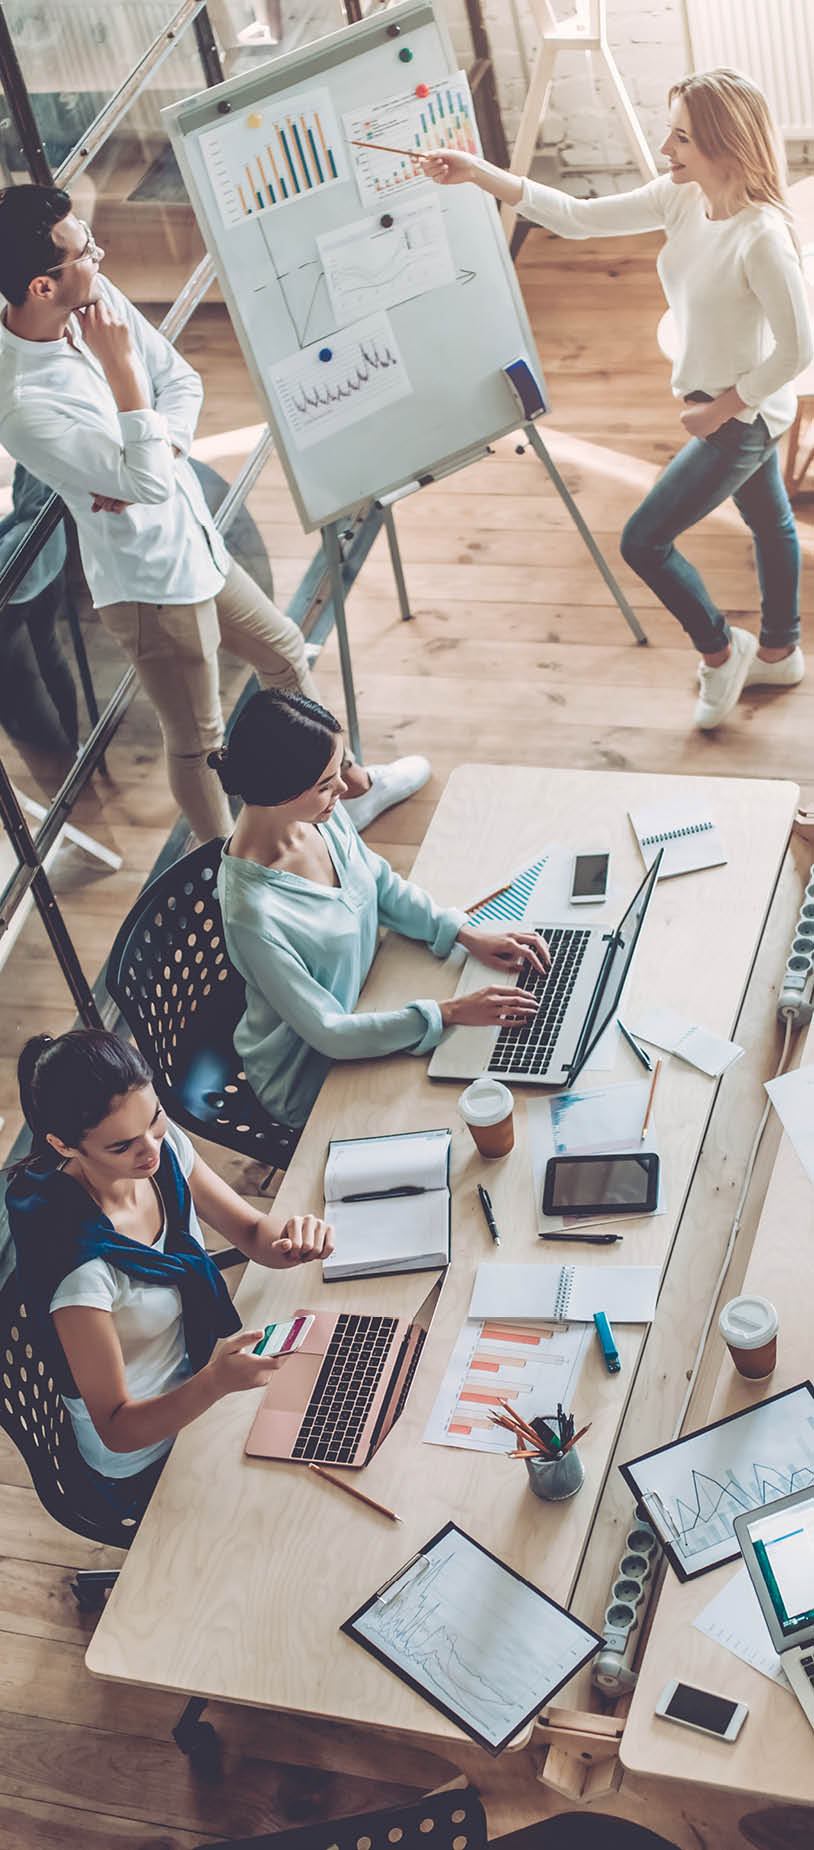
left=503, top=359, right=547, bottom=420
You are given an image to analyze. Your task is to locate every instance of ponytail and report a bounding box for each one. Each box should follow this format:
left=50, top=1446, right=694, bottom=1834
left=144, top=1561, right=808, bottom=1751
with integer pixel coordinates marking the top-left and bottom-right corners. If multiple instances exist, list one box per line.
left=11, top=1029, right=153, bottom=1171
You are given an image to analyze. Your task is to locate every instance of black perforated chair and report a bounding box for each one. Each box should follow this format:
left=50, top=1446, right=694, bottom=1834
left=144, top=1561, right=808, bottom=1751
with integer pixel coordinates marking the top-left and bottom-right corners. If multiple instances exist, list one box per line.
left=195, top=1783, right=488, bottom=1850
left=106, top=838, right=299, bottom=1175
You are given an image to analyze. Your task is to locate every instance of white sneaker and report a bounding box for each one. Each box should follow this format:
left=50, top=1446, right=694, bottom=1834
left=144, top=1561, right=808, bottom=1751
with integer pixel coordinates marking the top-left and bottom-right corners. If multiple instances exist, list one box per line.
left=743, top=646, right=805, bottom=689
left=341, top=755, right=431, bottom=830
left=693, top=627, right=757, bottom=730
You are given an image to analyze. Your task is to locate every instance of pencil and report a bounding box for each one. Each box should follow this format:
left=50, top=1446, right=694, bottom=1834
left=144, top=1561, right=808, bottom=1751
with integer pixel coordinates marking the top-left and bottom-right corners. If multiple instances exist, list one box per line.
left=308, top=1462, right=401, bottom=1522
left=350, top=139, right=421, bottom=157
left=641, top=1058, right=661, bottom=1141
left=465, top=879, right=512, bottom=915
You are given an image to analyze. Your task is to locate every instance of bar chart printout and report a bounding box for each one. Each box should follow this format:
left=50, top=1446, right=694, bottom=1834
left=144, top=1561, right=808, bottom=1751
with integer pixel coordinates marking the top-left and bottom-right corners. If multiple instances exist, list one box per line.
left=199, top=87, right=347, bottom=231
left=424, top=1318, right=590, bottom=1453
left=345, top=71, right=478, bottom=207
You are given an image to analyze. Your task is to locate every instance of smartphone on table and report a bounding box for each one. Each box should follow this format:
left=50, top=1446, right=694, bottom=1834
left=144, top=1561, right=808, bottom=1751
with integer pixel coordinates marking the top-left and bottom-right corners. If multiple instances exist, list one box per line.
left=569, top=851, right=611, bottom=905
left=654, top=1678, right=748, bottom=1743
left=542, top=1151, right=660, bottom=1216
left=253, top=1314, right=315, bottom=1357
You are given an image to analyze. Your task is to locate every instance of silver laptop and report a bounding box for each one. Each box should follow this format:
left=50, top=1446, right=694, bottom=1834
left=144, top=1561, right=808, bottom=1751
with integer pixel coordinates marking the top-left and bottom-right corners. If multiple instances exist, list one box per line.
left=735, top=1485, right=814, bottom=1729
left=428, top=851, right=662, bottom=1090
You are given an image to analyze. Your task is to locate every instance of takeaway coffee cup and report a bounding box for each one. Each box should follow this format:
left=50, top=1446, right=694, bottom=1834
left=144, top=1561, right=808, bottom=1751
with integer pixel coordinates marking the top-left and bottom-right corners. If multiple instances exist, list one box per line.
left=458, top=1078, right=515, bottom=1158
left=719, top=1295, right=779, bottom=1380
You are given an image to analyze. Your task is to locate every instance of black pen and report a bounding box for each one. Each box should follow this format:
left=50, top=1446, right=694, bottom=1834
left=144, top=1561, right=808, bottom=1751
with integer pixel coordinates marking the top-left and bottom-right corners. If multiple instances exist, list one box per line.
left=341, top=1185, right=424, bottom=1202
left=539, top=1231, right=622, bottom=1245
left=617, top=1019, right=653, bottom=1071
left=477, top=1183, right=501, bottom=1247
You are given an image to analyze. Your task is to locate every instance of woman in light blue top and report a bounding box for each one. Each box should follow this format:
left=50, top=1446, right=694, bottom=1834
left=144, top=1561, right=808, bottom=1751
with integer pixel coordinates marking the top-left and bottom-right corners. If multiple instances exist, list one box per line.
left=213, top=690, right=547, bottom=1129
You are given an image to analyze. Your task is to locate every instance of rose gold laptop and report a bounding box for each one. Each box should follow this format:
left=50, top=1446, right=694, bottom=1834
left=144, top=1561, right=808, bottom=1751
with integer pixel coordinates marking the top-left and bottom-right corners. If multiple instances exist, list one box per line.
left=245, top=1279, right=442, bottom=1469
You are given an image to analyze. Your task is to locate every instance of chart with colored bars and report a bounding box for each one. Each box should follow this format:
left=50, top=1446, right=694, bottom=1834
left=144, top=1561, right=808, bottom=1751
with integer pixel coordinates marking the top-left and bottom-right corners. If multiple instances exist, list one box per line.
left=199, top=87, right=347, bottom=231
left=345, top=71, right=478, bottom=208
left=424, top=1317, right=590, bottom=1454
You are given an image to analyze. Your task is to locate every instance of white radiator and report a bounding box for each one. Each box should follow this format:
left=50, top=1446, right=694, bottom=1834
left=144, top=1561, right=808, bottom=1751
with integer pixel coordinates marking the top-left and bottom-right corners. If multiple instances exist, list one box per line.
left=686, top=0, right=814, bottom=140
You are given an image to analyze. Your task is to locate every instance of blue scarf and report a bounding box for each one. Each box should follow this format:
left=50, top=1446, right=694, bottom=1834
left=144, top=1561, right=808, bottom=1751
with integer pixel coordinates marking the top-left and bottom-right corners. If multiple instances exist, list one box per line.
left=6, top=1137, right=241, bottom=1397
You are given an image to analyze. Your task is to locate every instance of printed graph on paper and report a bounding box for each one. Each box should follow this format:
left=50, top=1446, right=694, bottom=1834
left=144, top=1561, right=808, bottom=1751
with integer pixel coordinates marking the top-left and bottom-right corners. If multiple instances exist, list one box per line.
left=344, top=72, right=478, bottom=207
left=199, top=87, right=346, bottom=231
left=346, top=1526, right=600, bottom=1750
left=423, top=1318, right=590, bottom=1454
left=623, top=1383, right=814, bottom=1578
left=268, top=312, right=411, bottom=451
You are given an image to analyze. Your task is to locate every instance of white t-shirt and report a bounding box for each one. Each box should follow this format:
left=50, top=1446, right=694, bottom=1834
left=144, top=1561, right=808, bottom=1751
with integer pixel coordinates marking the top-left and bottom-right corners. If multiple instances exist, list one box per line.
left=519, top=173, right=813, bottom=438
left=49, top=1121, right=204, bottom=1479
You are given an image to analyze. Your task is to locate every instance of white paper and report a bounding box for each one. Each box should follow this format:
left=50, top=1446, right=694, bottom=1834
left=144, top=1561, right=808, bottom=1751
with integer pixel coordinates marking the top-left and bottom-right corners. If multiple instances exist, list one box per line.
left=200, top=87, right=346, bottom=231
left=317, top=194, right=455, bottom=324
left=344, top=73, right=478, bottom=208
left=468, top=1262, right=659, bottom=1325
left=350, top=1527, right=598, bottom=1748
left=424, top=1317, right=591, bottom=1454
left=324, top=1129, right=449, bottom=1199
left=268, top=312, right=411, bottom=450
left=527, top=1083, right=663, bottom=1234
left=765, top=1065, right=814, bottom=1187
left=628, top=804, right=727, bottom=879
left=631, top=1005, right=743, bottom=1077
left=625, top=1383, right=814, bottom=1576
left=694, top=1566, right=790, bottom=1688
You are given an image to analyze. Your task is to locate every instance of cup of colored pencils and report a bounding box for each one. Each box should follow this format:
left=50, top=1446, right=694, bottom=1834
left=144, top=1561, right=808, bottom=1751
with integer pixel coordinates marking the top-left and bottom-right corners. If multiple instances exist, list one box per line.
left=488, top=1398, right=590, bottom=1502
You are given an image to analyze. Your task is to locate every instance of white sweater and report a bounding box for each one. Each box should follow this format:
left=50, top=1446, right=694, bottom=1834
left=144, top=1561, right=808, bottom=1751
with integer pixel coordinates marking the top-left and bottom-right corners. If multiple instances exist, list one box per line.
left=520, top=172, right=813, bottom=438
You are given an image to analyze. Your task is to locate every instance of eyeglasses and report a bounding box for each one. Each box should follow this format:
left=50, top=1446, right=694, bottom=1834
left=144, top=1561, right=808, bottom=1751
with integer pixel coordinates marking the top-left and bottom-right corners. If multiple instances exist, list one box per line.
left=49, top=222, right=102, bottom=271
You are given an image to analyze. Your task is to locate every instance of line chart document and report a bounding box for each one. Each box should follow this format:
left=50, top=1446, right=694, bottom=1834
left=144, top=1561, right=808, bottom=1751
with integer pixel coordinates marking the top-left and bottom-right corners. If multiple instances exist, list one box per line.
left=268, top=312, right=411, bottom=450
left=423, top=1317, right=591, bottom=1453
left=694, top=1565, right=790, bottom=1688
left=317, top=193, right=455, bottom=323
left=343, top=1523, right=601, bottom=1752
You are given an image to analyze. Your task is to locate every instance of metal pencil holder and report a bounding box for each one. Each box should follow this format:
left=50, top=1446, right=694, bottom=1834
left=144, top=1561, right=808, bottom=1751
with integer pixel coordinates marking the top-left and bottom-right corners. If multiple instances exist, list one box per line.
left=525, top=1446, right=584, bottom=1501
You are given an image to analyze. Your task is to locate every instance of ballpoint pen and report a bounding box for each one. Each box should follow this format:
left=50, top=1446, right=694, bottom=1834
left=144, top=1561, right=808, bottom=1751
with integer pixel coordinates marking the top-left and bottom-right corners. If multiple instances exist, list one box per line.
left=539, top=1231, right=623, bottom=1245
left=341, top=1185, right=424, bottom=1203
left=477, top=1183, right=501, bottom=1247
left=618, top=1019, right=653, bottom=1071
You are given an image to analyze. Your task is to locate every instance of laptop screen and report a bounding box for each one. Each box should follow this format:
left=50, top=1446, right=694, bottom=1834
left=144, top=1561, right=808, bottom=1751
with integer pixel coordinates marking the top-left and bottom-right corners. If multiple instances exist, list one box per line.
left=566, top=849, right=663, bottom=1086
left=742, top=1490, right=814, bottom=1638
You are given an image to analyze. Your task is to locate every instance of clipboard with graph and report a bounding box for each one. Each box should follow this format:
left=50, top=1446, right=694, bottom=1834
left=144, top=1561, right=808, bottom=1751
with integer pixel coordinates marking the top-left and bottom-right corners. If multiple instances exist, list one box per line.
left=620, top=1380, right=814, bottom=1582
left=341, top=1521, right=601, bottom=1753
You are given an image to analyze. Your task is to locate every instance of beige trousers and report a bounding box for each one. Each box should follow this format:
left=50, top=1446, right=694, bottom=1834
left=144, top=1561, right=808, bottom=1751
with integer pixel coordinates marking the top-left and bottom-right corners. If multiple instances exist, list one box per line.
left=99, top=558, right=319, bottom=841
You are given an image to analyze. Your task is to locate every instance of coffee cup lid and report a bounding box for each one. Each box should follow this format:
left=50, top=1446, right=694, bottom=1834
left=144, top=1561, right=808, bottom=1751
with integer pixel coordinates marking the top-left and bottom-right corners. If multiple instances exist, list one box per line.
left=458, top=1078, right=514, bottom=1126
left=719, top=1294, right=778, bottom=1349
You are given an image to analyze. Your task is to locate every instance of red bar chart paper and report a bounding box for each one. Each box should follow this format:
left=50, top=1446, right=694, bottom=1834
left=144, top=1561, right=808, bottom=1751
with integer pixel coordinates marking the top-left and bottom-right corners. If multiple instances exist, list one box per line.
left=424, top=1317, right=590, bottom=1454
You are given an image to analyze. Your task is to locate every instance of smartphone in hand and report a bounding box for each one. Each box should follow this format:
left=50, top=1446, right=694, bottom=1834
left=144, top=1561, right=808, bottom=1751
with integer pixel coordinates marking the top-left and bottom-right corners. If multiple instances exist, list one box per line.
left=253, top=1314, right=315, bottom=1358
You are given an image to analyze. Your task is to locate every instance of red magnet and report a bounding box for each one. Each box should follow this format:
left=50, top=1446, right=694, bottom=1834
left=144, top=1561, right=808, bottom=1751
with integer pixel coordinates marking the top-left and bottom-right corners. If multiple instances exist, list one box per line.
left=415, top=83, right=430, bottom=98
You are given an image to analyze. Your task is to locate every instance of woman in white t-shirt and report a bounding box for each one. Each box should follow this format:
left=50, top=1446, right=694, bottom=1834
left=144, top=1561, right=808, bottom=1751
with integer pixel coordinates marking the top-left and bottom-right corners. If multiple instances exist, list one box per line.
left=421, top=68, right=813, bottom=732
left=6, top=1029, right=333, bottom=1521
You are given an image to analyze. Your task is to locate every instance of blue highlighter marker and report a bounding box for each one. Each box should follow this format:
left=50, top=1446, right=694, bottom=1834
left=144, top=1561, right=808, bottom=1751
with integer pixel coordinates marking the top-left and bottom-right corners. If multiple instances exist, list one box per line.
left=594, top=1310, right=620, bottom=1374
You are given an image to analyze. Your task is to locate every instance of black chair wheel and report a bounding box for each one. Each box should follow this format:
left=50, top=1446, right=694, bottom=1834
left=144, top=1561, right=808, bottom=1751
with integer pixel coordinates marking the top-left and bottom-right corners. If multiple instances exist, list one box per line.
left=175, top=1718, right=223, bottom=1781
left=70, top=1577, right=107, bottom=1612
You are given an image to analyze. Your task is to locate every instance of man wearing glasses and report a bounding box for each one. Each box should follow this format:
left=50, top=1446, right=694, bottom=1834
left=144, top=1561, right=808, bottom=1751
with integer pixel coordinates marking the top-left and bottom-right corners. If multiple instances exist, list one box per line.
left=0, top=185, right=428, bottom=839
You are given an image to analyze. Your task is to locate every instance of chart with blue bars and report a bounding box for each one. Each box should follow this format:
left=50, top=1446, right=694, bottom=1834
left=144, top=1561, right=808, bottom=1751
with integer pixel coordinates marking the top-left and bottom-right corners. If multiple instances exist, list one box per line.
left=200, top=87, right=347, bottom=232
left=467, top=858, right=550, bottom=926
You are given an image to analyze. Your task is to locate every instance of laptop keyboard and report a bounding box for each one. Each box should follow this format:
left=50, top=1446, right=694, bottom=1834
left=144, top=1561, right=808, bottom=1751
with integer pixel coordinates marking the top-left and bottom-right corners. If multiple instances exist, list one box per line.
left=488, top=925, right=592, bottom=1077
left=291, top=1312, right=399, bottom=1463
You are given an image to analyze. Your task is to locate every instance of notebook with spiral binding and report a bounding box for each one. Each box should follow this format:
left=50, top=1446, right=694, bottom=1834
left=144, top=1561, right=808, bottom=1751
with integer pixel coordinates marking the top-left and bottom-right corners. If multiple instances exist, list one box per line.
left=629, top=803, right=727, bottom=879
left=468, top=1261, right=659, bottom=1324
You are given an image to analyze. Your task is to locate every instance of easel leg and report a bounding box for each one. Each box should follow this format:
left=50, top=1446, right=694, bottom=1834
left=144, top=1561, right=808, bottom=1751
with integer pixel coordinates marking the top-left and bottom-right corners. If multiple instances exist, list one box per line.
left=523, top=422, right=648, bottom=644
left=323, top=521, right=362, bottom=762
left=382, top=504, right=412, bottom=621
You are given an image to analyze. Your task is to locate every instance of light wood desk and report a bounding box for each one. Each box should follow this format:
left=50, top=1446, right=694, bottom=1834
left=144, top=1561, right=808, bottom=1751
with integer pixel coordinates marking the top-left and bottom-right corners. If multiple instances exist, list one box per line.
left=622, top=1015, right=814, bottom=1817
left=86, top=766, right=796, bottom=1765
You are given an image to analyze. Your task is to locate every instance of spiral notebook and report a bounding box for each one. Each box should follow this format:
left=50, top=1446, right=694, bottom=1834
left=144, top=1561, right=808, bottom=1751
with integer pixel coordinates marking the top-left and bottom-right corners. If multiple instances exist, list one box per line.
left=629, top=803, right=727, bottom=879
left=468, top=1262, right=659, bottom=1325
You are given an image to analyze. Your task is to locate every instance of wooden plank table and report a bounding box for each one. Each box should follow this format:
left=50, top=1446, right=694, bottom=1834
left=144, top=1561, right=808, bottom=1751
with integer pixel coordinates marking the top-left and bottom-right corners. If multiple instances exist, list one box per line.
left=621, top=1015, right=814, bottom=1822
left=86, top=765, right=796, bottom=1767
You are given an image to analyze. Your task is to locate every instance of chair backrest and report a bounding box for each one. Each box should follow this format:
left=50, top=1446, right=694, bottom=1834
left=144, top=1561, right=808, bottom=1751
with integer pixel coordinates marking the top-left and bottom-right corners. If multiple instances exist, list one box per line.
left=106, top=839, right=298, bottom=1171
left=0, top=1273, right=141, bottom=1547
left=195, top=1784, right=488, bottom=1850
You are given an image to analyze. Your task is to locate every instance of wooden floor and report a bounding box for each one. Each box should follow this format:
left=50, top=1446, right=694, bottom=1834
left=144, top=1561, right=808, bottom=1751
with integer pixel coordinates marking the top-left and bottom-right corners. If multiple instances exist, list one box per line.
left=2, top=222, right=814, bottom=1846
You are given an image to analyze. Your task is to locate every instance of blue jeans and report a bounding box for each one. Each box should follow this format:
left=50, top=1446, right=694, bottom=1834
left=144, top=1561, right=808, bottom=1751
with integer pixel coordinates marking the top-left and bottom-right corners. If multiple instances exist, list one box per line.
left=620, top=414, right=801, bottom=655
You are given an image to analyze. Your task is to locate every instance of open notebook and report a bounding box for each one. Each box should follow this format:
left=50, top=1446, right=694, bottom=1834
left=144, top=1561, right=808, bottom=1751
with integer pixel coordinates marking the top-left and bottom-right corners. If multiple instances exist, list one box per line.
left=629, top=802, right=727, bottom=879
left=323, top=1129, right=451, bottom=1281
left=468, top=1262, right=659, bottom=1324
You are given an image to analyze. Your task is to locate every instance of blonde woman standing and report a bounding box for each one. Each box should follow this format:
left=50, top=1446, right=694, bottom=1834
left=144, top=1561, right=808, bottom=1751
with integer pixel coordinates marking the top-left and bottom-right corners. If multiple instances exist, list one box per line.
left=422, top=70, right=813, bottom=731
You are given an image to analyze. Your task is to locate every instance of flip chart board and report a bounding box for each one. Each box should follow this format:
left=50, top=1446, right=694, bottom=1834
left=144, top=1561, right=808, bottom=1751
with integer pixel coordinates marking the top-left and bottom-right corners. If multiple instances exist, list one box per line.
left=163, top=0, right=546, bottom=531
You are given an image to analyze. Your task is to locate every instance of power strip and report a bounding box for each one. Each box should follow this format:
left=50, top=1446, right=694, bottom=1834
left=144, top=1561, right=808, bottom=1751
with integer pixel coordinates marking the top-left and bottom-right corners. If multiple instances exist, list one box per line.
left=777, top=864, right=814, bottom=1024
left=591, top=1516, right=659, bottom=1696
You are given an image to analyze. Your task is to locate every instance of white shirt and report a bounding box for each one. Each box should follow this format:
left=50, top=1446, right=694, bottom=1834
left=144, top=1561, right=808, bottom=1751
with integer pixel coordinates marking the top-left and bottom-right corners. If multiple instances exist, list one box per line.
left=520, top=173, right=814, bottom=437
left=0, top=277, right=230, bottom=608
left=49, top=1122, right=204, bottom=1479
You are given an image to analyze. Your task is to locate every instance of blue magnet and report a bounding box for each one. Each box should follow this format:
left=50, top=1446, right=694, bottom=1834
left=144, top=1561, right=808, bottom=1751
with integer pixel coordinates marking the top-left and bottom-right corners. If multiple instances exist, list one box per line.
left=318, top=346, right=333, bottom=362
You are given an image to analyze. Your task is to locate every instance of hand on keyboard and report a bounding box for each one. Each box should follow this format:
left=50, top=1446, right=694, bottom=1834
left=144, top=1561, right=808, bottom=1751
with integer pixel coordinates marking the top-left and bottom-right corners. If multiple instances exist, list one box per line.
left=457, top=924, right=551, bottom=974
left=440, top=984, right=542, bottom=1029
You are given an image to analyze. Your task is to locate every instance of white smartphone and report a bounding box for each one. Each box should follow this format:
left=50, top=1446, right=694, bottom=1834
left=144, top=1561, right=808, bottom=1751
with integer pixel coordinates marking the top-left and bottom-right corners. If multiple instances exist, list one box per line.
left=253, top=1314, right=315, bottom=1358
left=569, top=850, right=610, bottom=905
left=654, top=1679, right=748, bottom=1743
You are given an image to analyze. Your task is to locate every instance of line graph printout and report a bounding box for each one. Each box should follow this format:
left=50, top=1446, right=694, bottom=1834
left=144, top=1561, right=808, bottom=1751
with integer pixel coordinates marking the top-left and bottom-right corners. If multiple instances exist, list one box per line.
left=268, top=312, right=411, bottom=450
left=423, top=1318, right=591, bottom=1454
left=317, top=193, right=455, bottom=323
left=199, top=87, right=346, bottom=231
left=344, top=72, right=478, bottom=207
left=344, top=1524, right=601, bottom=1752
left=621, top=1382, right=814, bottom=1580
